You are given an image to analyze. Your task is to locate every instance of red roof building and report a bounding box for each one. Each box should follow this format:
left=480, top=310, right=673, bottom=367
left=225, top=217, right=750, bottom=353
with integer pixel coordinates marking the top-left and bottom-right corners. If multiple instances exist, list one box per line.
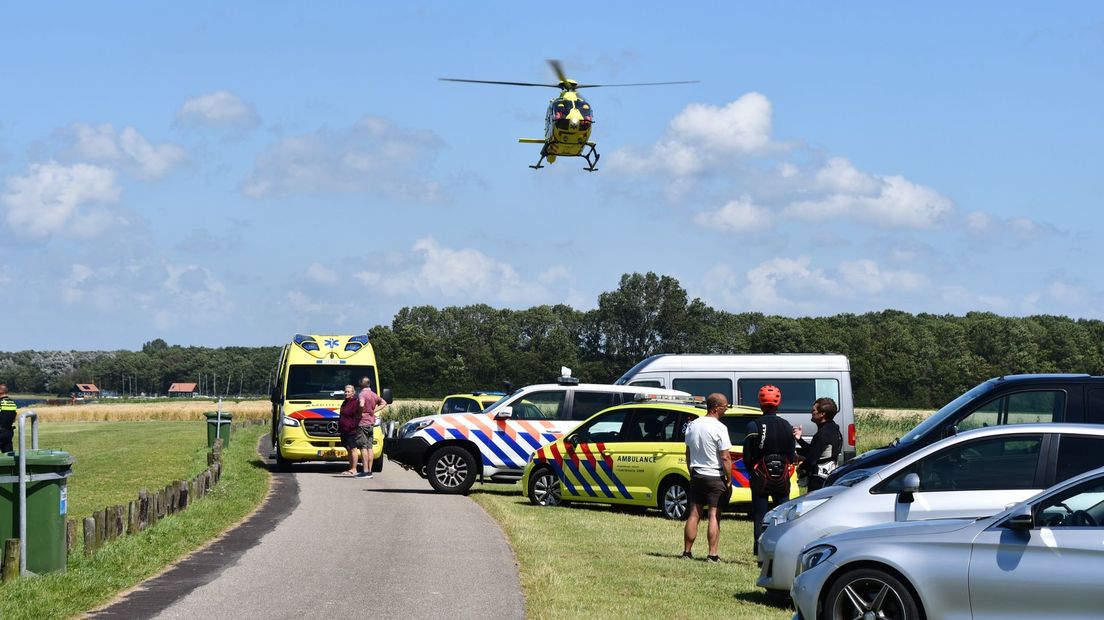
left=168, top=382, right=198, bottom=397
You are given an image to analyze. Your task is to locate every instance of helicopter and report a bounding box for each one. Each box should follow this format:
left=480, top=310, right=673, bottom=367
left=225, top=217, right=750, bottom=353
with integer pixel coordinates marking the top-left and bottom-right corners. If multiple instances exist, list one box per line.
left=440, top=60, right=696, bottom=172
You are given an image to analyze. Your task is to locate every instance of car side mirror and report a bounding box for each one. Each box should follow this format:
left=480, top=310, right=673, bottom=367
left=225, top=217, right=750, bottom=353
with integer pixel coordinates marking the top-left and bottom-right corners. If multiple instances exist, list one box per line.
left=565, top=433, right=580, bottom=448
left=942, top=424, right=957, bottom=439
left=1003, top=505, right=1034, bottom=530
left=381, top=388, right=393, bottom=403
left=495, top=406, right=514, bottom=420
left=897, top=473, right=921, bottom=504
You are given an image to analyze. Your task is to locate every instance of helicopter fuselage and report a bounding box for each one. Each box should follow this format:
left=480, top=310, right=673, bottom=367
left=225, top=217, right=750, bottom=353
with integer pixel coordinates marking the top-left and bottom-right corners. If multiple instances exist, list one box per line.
left=543, top=91, right=593, bottom=157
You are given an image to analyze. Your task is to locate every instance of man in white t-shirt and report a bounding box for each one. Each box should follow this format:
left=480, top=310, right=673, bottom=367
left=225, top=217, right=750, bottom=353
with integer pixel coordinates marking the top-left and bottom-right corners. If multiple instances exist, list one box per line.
left=681, top=393, right=733, bottom=563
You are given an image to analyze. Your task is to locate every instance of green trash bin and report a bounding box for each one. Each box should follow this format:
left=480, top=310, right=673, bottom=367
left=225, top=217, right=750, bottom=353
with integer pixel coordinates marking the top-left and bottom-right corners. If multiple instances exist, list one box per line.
left=0, top=449, right=75, bottom=575
left=205, top=412, right=233, bottom=449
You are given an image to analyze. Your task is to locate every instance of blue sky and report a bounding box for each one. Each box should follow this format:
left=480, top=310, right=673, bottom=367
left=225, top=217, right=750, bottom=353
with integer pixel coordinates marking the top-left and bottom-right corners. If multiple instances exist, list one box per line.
left=2, top=3, right=1102, bottom=350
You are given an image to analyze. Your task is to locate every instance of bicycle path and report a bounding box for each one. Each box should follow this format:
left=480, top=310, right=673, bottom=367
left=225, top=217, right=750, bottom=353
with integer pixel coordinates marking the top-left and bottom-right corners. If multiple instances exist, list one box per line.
left=89, top=441, right=525, bottom=620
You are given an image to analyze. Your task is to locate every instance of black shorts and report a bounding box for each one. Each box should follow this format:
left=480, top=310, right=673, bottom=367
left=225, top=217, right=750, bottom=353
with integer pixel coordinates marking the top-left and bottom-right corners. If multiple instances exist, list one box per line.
left=690, top=473, right=730, bottom=508
left=340, top=433, right=363, bottom=451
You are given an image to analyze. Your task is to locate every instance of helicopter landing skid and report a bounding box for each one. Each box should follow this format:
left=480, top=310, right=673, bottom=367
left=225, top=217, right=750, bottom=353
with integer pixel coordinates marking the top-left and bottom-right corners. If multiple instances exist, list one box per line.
left=581, top=143, right=600, bottom=172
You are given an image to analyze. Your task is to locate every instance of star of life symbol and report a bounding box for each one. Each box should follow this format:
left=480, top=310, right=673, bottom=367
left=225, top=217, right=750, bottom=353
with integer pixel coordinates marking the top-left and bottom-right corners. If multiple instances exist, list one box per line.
left=324, top=338, right=339, bottom=349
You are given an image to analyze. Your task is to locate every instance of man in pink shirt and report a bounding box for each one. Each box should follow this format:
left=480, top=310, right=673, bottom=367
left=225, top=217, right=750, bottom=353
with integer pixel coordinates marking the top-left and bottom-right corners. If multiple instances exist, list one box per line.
left=356, top=376, right=389, bottom=478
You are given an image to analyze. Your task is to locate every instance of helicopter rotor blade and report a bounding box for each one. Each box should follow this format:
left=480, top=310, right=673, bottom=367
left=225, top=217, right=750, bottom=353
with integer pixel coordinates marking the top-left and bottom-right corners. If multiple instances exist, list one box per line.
left=576, top=80, right=700, bottom=89
left=439, top=78, right=560, bottom=88
left=548, top=59, right=569, bottom=83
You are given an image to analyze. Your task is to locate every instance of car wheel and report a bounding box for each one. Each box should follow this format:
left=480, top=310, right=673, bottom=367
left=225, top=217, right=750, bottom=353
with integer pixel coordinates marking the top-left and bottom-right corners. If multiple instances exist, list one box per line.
left=371, top=454, right=384, bottom=473
left=528, top=467, right=563, bottom=506
left=427, top=445, right=478, bottom=494
left=825, top=568, right=921, bottom=620
left=658, top=477, right=690, bottom=520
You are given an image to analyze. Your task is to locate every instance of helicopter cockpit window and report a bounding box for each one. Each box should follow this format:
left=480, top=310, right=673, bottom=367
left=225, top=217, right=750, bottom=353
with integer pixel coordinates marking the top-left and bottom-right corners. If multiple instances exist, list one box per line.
left=576, top=99, right=593, bottom=120
left=552, top=99, right=572, bottom=120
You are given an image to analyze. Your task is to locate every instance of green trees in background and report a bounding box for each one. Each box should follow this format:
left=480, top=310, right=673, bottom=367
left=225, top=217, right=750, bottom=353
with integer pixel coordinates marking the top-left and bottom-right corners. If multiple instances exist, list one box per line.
left=2, top=272, right=1103, bottom=408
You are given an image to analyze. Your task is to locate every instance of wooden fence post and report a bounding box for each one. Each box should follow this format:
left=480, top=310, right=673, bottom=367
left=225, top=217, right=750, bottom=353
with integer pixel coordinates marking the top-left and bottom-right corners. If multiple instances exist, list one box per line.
left=127, top=500, right=139, bottom=535
left=95, top=510, right=106, bottom=548
left=2, top=539, right=19, bottom=582
left=138, top=489, right=149, bottom=531
left=83, top=517, right=96, bottom=555
left=67, top=518, right=77, bottom=554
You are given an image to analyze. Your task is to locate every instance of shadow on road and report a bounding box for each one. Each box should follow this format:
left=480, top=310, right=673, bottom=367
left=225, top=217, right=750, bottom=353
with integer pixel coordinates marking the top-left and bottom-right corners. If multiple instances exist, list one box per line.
left=733, top=589, right=792, bottom=609
left=364, top=487, right=440, bottom=494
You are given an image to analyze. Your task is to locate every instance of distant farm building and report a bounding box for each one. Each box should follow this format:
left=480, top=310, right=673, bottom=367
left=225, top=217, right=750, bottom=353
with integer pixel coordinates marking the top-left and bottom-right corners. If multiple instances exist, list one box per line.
left=168, top=382, right=198, bottom=398
left=73, top=384, right=101, bottom=399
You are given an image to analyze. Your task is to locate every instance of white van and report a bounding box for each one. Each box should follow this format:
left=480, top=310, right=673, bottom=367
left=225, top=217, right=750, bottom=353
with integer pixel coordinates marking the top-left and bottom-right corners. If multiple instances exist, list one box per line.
left=615, top=354, right=855, bottom=461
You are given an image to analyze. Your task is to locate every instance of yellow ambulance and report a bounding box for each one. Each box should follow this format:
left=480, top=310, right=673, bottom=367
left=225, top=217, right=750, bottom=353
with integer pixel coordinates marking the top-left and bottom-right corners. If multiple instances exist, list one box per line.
left=269, top=334, right=391, bottom=471
left=521, top=398, right=800, bottom=518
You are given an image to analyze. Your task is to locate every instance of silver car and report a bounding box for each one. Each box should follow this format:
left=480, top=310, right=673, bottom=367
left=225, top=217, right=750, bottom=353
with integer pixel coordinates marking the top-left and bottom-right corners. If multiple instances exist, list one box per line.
left=790, top=465, right=1104, bottom=620
left=757, top=423, right=1104, bottom=594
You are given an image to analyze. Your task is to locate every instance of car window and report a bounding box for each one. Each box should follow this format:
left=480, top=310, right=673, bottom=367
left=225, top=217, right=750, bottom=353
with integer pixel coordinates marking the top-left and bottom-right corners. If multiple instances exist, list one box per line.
left=1034, top=478, right=1104, bottom=528
left=440, top=397, right=478, bottom=414
left=1088, top=389, right=1104, bottom=424
left=957, top=390, right=1064, bottom=431
left=673, top=378, right=733, bottom=402
left=878, top=435, right=1043, bottom=493
left=736, top=378, right=839, bottom=415
left=622, top=408, right=683, bottom=442
left=511, top=391, right=565, bottom=420
left=571, top=391, right=618, bottom=421
left=1055, top=435, right=1104, bottom=483
left=574, top=410, right=627, bottom=443
left=720, top=416, right=754, bottom=447
left=629, top=380, right=663, bottom=388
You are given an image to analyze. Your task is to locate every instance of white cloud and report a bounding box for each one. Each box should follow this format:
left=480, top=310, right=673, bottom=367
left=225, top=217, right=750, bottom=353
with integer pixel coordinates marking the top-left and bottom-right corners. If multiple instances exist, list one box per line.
left=784, top=171, right=954, bottom=229
left=2, top=161, right=120, bottom=237
left=354, top=236, right=553, bottom=305
left=243, top=116, right=444, bottom=202
left=963, top=209, right=1056, bottom=241
left=607, top=92, right=774, bottom=176
left=694, top=196, right=774, bottom=232
left=837, top=259, right=927, bottom=295
left=813, top=157, right=880, bottom=195
left=305, top=262, right=343, bottom=287
left=177, top=91, right=260, bottom=129
left=62, top=123, right=186, bottom=180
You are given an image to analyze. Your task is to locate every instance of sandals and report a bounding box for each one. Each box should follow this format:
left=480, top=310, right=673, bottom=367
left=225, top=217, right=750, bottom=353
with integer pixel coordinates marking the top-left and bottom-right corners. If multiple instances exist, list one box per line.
left=339, top=470, right=358, bottom=477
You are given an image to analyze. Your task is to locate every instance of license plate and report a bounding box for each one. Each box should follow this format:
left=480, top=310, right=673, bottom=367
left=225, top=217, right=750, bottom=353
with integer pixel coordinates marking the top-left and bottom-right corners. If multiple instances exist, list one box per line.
left=318, top=449, right=347, bottom=458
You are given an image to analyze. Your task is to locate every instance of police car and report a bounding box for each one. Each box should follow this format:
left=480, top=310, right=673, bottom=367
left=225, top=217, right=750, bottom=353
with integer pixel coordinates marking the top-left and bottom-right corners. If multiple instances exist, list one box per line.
left=385, top=371, right=689, bottom=494
left=520, top=397, right=800, bottom=519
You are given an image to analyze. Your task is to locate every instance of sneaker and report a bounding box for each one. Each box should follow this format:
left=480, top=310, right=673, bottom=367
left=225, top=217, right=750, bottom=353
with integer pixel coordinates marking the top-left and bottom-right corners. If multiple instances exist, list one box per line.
left=707, top=555, right=720, bottom=563
left=358, top=472, right=374, bottom=479
left=680, top=551, right=693, bottom=560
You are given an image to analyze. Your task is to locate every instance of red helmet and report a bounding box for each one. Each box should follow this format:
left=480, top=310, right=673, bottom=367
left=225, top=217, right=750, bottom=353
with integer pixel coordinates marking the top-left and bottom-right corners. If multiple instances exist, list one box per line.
left=758, top=384, right=782, bottom=408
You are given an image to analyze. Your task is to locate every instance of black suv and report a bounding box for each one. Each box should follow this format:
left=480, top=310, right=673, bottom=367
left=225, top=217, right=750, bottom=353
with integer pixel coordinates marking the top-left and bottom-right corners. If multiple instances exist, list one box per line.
left=828, top=374, right=1104, bottom=486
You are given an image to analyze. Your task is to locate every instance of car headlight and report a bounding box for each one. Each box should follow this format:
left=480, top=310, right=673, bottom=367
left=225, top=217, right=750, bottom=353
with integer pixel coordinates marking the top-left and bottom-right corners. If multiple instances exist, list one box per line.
left=768, top=497, right=830, bottom=527
left=401, top=419, right=433, bottom=438
left=798, top=544, right=836, bottom=574
left=281, top=416, right=300, bottom=427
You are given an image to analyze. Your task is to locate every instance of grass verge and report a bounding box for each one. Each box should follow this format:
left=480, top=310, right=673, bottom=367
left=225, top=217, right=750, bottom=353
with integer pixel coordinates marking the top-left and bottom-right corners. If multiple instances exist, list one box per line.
left=0, top=424, right=269, bottom=619
left=469, top=484, right=790, bottom=620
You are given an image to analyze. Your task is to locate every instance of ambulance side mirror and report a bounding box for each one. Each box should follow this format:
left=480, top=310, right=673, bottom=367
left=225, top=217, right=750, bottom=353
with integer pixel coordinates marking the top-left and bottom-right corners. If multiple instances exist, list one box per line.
left=381, top=388, right=393, bottom=403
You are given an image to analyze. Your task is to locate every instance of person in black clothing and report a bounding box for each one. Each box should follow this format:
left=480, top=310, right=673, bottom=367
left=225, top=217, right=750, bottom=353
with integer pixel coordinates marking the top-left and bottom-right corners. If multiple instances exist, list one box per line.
left=0, top=384, right=17, bottom=453
left=744, top=384, right=796, bottom=555
left=793, top=397, right=843, bottom=492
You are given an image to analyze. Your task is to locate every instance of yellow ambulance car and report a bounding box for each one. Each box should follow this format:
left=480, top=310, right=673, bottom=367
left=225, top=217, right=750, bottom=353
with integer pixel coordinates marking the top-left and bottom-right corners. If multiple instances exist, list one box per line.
left=521, top=399, right=800, bottom=518
left=270, top=334, right=391, bottom=471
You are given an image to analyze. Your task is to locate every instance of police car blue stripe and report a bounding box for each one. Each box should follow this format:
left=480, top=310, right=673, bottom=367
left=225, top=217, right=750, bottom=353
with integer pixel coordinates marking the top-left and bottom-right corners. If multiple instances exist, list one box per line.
left=599, top=461, right=632, bottom=499
left=517, top=431, right=544, bottom=450
left=547, top=459, right=578, bottom=496
left=564, top=460, right=598, bottom=497
left=494, top=430, right=534, bottom=462
left=581, top=461, right=616, bottom=498
left=542, top=433, right=558, bottom=443
left=470, top=430, right=520, bottom=469
left=447, top=428, right=466, bottom=440
left=425, top=428, right=445, bottom=442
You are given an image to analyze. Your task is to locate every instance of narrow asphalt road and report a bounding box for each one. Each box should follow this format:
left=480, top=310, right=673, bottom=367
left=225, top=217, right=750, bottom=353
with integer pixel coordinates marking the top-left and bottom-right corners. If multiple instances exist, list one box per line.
left=92, top=438, right=525, bottom=620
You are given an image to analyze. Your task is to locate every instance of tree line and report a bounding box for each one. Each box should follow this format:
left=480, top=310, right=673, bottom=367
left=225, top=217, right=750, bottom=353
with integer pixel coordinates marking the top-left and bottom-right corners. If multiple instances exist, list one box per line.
left=3, top=273, right=1103, bottom=408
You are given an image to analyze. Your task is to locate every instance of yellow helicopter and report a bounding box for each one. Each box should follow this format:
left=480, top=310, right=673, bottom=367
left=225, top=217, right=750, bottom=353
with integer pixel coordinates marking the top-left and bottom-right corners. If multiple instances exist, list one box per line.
left=441, top=60, right=696, bottom=171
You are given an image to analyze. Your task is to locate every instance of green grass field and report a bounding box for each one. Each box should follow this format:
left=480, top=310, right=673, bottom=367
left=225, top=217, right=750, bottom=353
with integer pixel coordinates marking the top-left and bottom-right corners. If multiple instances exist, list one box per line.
left=26, top=421, right=214, bottom=520
left=0, top=424, right=269, bottom=619
left=467, top=409, right=932, bottom=619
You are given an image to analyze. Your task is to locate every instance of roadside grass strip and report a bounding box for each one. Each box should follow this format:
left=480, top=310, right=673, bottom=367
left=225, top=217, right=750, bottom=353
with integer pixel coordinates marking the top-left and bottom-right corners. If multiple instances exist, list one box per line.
left=467, top=410, right=921, bottom=618
left=469, top=485, right=792, bottom=620
left=0, top=424, right=269, bottom=619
